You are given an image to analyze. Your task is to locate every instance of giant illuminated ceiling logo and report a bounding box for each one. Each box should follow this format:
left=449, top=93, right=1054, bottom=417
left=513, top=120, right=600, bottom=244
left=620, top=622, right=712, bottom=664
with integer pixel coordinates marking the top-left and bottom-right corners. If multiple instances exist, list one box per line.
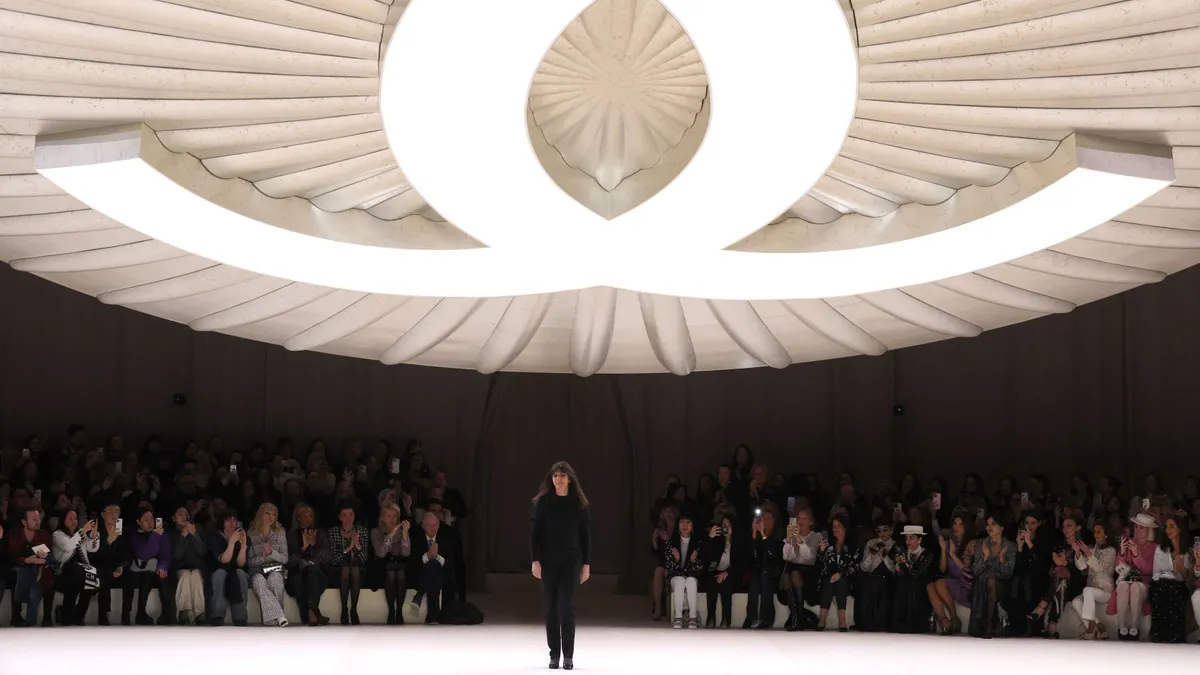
left=34, top=0, right=1172, bottom=301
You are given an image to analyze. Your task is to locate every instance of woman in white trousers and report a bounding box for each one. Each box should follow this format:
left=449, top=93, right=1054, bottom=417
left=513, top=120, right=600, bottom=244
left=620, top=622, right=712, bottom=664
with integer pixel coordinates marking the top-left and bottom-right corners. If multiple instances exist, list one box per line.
left=1071, top=523, right=1116, bottom=640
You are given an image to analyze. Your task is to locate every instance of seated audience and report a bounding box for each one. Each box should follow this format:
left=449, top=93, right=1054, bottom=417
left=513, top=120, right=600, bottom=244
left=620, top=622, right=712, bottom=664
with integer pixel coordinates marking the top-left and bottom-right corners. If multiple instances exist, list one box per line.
left=1148, top=514, right=1191, bottom=643
left=816, top=514, right=857, bottom=632
left=371, top=502, right=411, bottom=625
left=1007, top=510, right=1052, bottom=637
left=168, top=505, right=207, bottom=625
left=127, top=507, right=171, bottom=625
left=287, top=503, right=331, bottom=626
left=1030, top=516, right=1085, bottom=638
left=856, top=520, right=898, bottom=632
left=744, top=502, right=783, bottom=630
left=51, top=508, right=99, bottom=625
left=410, top=512, right=455, bottom=624
left=205, top=509, right=249, bottom=626
left=665, top=510, right=703, bottom=629
left=329, top=502, right=369, bottom=625
left=1110, top=513, right=1156, bottom=641
left=931, top=512, right=972, bottom=634
left=248, top=502, right=289, bottom=627
left=892, top=525, right=934, bottom=634
left=1072, top=522, right=1116, bottom=640
left=92, top=500, right=132, bottom=625
left=649, top=504, right=677, bottom=621
left=968, top=515, right=1015, bottom=638
left=703, top=509, right=741, bottom=629
left=781, top=507, right=821, bottom=631
left=7, top=507, right=53, bottom=626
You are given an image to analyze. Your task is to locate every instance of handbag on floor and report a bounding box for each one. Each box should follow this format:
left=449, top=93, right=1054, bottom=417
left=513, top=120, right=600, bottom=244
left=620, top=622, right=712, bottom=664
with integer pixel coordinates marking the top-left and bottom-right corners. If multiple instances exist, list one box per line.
left=439, top=599, right=484, bottom=625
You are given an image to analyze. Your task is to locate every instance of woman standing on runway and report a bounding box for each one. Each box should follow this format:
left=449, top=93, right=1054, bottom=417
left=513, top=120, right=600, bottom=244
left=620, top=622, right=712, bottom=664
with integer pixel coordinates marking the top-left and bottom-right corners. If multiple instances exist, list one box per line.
left=531, top=461, right=592, bottom=671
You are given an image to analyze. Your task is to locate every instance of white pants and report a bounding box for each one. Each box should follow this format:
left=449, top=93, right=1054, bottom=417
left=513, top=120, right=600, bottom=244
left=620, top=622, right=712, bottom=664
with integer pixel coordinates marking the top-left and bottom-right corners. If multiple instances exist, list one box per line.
left=1071, top=586, right=1109, bottom=623
left=670, top=576, right=698, bottom=619
left=175, top=569, right=206, bottom=616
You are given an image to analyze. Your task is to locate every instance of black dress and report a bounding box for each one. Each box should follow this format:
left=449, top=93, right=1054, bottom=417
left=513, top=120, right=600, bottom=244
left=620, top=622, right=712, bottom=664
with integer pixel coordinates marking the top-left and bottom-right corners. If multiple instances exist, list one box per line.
left=891, top=547, right=934, bottom=633
left=855, top=539, right=897, bottom=632
left=1149, top=548, right=1190, bottom=644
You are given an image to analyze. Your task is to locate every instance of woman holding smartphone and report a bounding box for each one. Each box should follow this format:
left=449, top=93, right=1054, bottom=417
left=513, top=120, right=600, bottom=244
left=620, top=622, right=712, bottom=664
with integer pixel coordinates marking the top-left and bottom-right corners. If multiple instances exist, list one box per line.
left=744, top=502, right=784, bottom=629
left=1108, top=513, right=1156, bottom=641
left=530, top=462, right=592, bottom=672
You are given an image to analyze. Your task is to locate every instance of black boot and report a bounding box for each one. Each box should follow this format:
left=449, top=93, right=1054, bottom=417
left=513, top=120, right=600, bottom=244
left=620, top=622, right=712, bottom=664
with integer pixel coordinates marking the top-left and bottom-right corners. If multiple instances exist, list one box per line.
left=786, top=588, right=803, bottom=632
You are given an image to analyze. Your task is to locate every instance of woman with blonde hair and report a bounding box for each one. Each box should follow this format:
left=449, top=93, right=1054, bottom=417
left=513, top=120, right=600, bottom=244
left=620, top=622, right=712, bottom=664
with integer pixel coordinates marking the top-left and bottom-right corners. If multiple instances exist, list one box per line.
left=248, top=502, right=290, bottom=626
left=371, top=501, right=412, bottom=625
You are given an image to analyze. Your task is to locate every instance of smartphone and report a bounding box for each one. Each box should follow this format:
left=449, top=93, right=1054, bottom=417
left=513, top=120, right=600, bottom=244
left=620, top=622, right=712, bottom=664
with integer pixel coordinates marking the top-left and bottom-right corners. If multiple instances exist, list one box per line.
left=786, top=496, right=796, bottom=514
left=389, top=458, right=400, bottom=474
left=976, top=507, right=985, bottom=520
left=155, top=517, right=163, bottom=530
left=789, top=517, right=798, bottom=529
left=358, top=464, right=367, bottom=476
left=721, top=526, right=729, bottom=537
left=236, top=521, right=244, bottom=531
left=931, top=493, right=942, bottom=510
left=229, top=464, right=238, bottom=476
left=115, top=519, right=124, bottom=535
left=893, top=502, right=903, bottom=513
left=115, top=460, right=123, bottom=474
left=33, top=489, right=42, bottom=502
left=1142, top=498, right=1151, bottom=511
left=1193, top=536, right=1200, bottom=549
left=21, top=447, right=30, bottom=459
left=1021, top=492, right=1029, bottom=503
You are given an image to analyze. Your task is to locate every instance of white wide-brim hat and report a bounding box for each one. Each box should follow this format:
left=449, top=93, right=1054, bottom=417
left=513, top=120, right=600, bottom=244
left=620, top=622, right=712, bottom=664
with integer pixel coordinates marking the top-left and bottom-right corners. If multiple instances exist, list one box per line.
left=901, top=525, right=926, bottom=537
left=1130, top=513, right=1159, bottom=529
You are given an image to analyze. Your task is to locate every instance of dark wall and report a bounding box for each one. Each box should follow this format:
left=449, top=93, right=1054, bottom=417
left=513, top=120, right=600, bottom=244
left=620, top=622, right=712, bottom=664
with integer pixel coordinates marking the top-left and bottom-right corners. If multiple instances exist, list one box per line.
left=2, top=263, right=1199, bottom=590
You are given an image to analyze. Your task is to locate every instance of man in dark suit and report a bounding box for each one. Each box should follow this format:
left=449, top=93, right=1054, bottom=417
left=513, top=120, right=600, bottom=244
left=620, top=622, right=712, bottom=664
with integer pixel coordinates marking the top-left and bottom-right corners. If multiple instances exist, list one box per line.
left=410, top=512, right=457, bottom=624
left=424, top=498, right=468, bottom=602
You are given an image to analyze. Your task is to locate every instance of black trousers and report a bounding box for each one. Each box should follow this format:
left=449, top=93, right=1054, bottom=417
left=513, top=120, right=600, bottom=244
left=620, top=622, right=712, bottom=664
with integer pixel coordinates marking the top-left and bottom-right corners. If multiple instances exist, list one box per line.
left=58, top=565, right=96, bottom=625
left=705, top=571, right=734, bottom=624
left=97, top=567, right=134, bottom=620
left=746, top=570, right=780, bottom=626
left=819, top=576, right=850, bottom=611
left=415, top=559, right=447, bottom=621
left=540, top=560, right=580, bottom=659
left=288, top=565, right=328, bottom=613
left=130, top=571, right=163, bottom=621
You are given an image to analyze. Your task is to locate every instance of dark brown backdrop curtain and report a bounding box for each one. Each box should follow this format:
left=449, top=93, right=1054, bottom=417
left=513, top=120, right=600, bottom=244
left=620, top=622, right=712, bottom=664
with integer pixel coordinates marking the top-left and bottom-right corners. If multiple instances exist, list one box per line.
left=2, top=263, right=1200, bottom=593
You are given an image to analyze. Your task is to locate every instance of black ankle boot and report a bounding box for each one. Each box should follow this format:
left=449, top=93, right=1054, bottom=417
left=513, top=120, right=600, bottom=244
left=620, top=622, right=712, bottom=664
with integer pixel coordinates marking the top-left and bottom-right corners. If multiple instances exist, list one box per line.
left=350, top=608, right=360, bottom=625
left=340, top=608, right=349, bottom=626
left=549, top=653, right=560, bottom=670
left=563, top=658, right=573, bottom=671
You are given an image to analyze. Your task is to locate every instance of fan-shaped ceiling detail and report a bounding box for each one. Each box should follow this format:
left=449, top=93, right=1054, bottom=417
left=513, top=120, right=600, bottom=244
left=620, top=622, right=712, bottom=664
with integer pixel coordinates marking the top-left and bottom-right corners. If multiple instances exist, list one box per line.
left=3, top=0, right=1200, bottom=375
left=529, top=0, right=709, bottom=192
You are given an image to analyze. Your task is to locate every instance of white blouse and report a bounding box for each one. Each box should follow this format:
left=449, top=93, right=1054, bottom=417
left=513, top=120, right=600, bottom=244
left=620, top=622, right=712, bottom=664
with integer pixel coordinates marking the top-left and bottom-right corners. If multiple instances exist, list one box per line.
left=1151, top=547, right=1192, bottom=581
left=783, top=531, right=821, bottom=565
left=52, top=529, right=99, bottom=566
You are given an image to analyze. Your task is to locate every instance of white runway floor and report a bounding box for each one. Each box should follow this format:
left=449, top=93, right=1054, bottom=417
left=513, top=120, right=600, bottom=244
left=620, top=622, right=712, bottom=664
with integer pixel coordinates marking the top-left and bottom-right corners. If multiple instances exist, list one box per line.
left=3, top=623, right=1197, bottom=674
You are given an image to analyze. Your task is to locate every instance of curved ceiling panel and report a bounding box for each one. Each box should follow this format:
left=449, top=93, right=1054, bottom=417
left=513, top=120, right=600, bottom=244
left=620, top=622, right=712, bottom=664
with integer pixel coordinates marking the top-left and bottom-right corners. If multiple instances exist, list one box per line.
left=1, top=0, right=1199, bottom=375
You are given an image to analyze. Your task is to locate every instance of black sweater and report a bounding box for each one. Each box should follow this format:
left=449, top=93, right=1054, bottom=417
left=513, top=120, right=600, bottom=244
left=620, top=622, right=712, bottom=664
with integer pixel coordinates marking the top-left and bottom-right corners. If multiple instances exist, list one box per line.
left=530, top=493, right=592, bottom=566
